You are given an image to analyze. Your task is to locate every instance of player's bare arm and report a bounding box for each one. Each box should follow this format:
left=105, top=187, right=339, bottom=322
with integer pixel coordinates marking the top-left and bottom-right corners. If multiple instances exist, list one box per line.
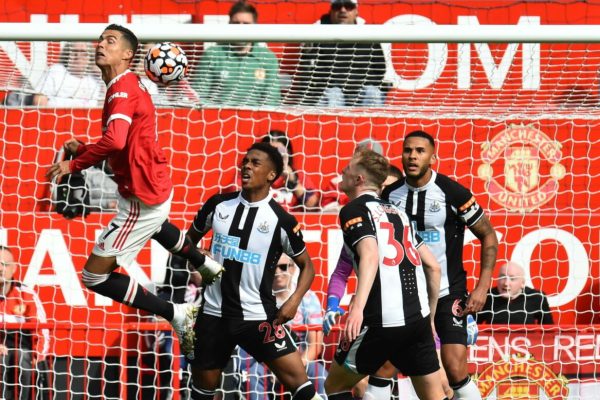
left=464, top=213, right=498, bottom=315
left=64, top=138, right=81, bottom=155
left=418, top=243, right=441, bottom=320
left=46, top=137, right=84, bottom=182
left=344, top=237, right=378, bottom=342
left=45, top=159, right=71, bottom=182
left=275, top=250, right=315, bottom=325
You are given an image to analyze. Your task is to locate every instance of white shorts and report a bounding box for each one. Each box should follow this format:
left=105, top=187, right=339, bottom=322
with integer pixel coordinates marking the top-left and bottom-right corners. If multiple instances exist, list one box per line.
left=92, top=191, right=172, bottom=267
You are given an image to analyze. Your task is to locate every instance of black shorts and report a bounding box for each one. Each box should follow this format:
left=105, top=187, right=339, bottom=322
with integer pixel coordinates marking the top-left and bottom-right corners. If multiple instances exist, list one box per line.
left=434, top=293, right=468, bottom=346
left=334, top=316, right=439, bottom=377
left=191, top=313, right=297, bottom=370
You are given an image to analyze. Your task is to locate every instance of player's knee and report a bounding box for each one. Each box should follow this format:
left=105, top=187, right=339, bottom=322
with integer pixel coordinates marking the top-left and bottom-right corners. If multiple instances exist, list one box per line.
left=81, top=269, right=109, bottom=288
left=324, top=375, right=348, bottom=395
left=442, top=356, right=468, bottom=383
left=293, top=381, right=316, bottom=400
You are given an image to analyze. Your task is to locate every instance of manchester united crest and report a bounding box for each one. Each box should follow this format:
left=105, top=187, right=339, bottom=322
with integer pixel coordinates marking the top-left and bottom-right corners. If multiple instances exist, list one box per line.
left=476, top=355, right=569, bottom=399
left=477, top=124, right=566, bottom=212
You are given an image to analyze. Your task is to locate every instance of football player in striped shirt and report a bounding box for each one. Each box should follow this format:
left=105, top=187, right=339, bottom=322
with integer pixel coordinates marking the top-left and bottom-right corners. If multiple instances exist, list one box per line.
left=381, top=130, right=498, bottom=399
left=186, top=142, right=321, bottom=400
left=324, top=148, right=450, bottom=400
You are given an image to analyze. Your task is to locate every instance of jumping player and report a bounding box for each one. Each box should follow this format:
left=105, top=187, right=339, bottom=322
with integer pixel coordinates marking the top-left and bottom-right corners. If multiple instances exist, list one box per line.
left=45, top=24, right=224, bottom=358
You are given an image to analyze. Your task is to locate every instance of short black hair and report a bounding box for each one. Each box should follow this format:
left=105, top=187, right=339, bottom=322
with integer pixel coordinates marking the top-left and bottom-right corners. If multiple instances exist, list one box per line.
left=248, top=142, right=284, bottom=181
left=405, top=130, right=435, bottom=148
left=229, top=1, right=258, bottom=22
left=104, top=24, right=139, bottom=54
left=261, top=130, right=294, bottom=168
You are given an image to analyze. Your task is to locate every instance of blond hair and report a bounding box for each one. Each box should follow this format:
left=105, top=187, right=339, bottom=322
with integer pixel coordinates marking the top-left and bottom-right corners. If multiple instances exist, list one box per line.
left=354, top=148, right=389, bottom=189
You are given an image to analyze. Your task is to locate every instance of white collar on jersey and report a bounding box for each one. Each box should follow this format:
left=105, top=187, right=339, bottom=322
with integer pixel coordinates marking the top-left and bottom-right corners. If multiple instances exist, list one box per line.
left=405, top=170, right=438, bottom=192
left=357, top=190, right=379, bottom=199
left=238, top=192, right=273, bottom=207
left=106, top=69, right=132, bottom=90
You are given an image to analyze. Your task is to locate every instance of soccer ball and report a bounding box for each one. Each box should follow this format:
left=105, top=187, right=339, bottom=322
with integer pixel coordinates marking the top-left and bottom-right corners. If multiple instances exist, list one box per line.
left=144, top=42, right=188, bottom=85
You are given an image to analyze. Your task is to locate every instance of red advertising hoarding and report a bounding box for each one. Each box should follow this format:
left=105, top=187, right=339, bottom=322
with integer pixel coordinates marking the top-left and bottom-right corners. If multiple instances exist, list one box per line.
left=1, top=2, right=599, bottom=396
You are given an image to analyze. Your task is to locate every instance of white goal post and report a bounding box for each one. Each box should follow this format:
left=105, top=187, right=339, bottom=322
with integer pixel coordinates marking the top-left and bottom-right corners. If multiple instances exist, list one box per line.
left=1, top=22, right=600, bottom=42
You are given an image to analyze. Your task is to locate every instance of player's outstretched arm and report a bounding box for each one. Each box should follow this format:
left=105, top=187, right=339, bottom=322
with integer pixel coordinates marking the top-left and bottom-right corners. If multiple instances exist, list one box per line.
left=327, top=247, right=353, bottom=300
left=54, top=119, right=128, bottom=182
left=275, top=250, right=315, bottom=325
left=417, top=243, right=441, bottom=320
left=46, top=160, right=71, bottom=183
left=46, top=138, right=87, bottom=182
left=465, top=214, right=498, bottom=315
left=323, top=248, right=353, bottom=335
left=63, top=138, right=82, bottom=156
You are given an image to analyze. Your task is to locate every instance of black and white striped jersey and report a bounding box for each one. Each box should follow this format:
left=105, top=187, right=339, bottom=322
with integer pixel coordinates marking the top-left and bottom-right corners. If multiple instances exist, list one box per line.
left=340, top=192, right=429, bottom=327
left=191, top=192, right=306, bottom=320
left=381, top=170, right=484, bottom=298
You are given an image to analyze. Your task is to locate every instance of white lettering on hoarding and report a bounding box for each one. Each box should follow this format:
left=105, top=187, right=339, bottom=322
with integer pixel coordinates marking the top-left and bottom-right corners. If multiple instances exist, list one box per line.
left=470, top=335, right=532, bottom=362
left=457, top=16, right=540, bottom=89
left=381, top=15, right=541, bottom=90
left=11, top=13, right=541, bottom=92
left=472, top=334, right=600, bottom=362
left=576, top=334, right=596, bottom=361
left=23, top=229, right=86, bottom=306
left=554, top=335, right=576, bottom=360
left=381, top=14, right=447, bottom=90
left=512, top=228, right=589, bottom=307
left=554, top=334, right=600, bottom=361
left=0, top=226, right=591, bottom=308
left=465, top=227, right=589, bottom=308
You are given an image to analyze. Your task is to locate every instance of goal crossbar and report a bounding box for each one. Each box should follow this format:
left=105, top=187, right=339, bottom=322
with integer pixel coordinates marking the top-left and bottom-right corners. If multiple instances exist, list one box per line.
left=2, top=23, right=600, bottom=43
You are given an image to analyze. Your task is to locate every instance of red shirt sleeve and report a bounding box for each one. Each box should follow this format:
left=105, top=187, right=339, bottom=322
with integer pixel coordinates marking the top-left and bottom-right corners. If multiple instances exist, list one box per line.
left=75, top=143, right=88, bottom=156
left=70, top=119, right=130, bottom=173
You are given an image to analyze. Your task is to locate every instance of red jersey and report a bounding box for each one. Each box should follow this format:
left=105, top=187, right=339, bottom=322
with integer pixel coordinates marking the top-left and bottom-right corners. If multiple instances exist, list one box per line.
left=0, top=282, right=50, bottom=357
left=71, top=70, right=172, bottom=205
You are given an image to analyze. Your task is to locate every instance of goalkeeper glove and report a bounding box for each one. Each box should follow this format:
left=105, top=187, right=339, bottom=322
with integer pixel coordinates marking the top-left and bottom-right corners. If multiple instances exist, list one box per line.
left=323, top=296, right=345, bottom=336
left=466, top=314, right=478, bottom=345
